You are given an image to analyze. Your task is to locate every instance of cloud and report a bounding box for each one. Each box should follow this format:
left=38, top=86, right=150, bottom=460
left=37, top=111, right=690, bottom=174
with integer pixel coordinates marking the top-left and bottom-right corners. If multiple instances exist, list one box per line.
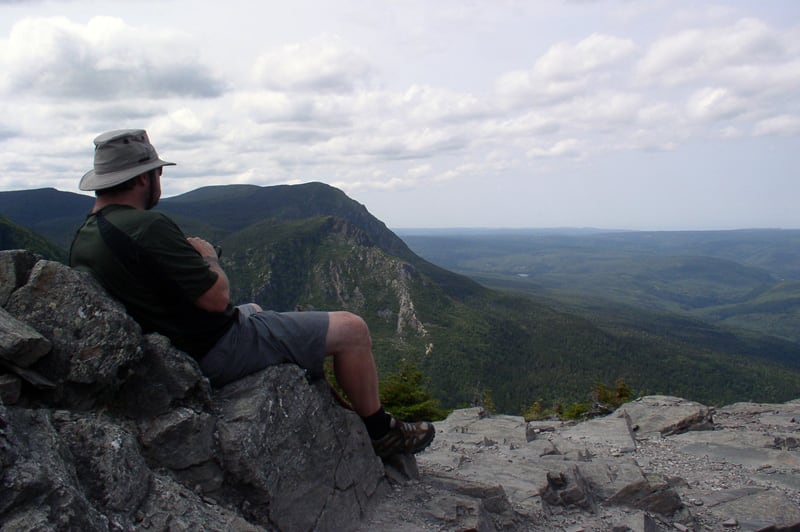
left=495, top=33, right=636, bottom=106
left=0, top=2, right=798, bottom=230
left=535, top=33, right=637, bottom=80
left=685, top=87, right=746, bottom=122
left=636, top=17, right=789, bottom=88
left=234, top=91, right=317, bottom=123
left=754, top=114, right=800, bottom=136
left=251, top=35, right=374, bottom=93
left=0, top=16, right=225, bottom=99
left=527, top=138, right=583, bottom=159
left=396, top=85, right=488, bottom=124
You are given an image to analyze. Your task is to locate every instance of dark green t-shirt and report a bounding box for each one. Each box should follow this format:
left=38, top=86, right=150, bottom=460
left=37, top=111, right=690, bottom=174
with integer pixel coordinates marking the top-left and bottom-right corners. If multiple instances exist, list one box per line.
left=69, top=204, right=236, bottom=357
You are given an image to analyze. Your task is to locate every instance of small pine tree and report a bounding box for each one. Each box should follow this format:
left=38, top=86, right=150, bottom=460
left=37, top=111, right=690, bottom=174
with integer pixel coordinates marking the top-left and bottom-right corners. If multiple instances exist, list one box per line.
left=480, top=388, right=497, bottom=415
left=380, top=358, right=450, bottom=422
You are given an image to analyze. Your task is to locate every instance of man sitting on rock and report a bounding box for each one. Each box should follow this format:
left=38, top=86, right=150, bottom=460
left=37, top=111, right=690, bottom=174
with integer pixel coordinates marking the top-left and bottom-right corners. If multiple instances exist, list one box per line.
left=69, top=128, right=435, bottom=458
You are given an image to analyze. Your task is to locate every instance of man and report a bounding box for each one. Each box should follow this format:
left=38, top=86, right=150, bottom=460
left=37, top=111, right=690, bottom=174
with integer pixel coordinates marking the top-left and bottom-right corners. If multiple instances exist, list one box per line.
left=69, top=129, right=434, bottom=458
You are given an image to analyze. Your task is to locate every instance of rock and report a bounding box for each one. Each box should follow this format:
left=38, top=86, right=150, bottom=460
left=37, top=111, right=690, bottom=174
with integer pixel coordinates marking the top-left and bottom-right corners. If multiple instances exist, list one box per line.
left=51, top=410, right=152, bottom=513
left=412, top=396, right=800, bottom=531
left=0, top=405, right=110, bottom=530
left=559, top=410, right=637, bottom=453
left=5, top=261, right=143, bottom=406
left=135, top=473, right=265, bottom=531
left=541, top=469, right=597, bottom=511
left=0, top=306, right=51, bottom=367
left=138, top=407, right=216, bottom=470
left=0, top=373, right=21, bottom=404
left=114, top=332, right=212, bottom=419
left=621, top=395, right=714, bottom=437
left=704, top=489, right=800, bottom=530
left=383, top=453, right=420, bottom=482
left=605, top=476, right=683, bottom=515
left=214, top=365, right=386, bottom=531
left=0, top=257, right=388, bottom=531
left=0, top=249, right=39, bottom=306
left=359, top=472, right=521, bottom=532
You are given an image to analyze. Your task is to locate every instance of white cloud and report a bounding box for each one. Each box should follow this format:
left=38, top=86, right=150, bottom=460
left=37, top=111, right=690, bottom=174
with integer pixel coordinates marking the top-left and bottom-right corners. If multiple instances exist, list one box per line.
left=754, top=114, right=800, bottom=136
left=0, top=16, right=224, bottom=99
left=148, top=108, right=212, bottom=143
left=397, top=85, right=488, bottom=124
left=0, top=1, right=798, bottom=229
left=496, top=33, right=636, bottom=107
left=685, top=87, right=746, bottom=122
left=534, top=33, right=636, bottom=80
left=637, top=18, right=789, bottom=88
left=251, top=35, right=374, bottom=93
left=234, top=91, right=316, bottom=123
left=527, top=138, right=583, bottom=159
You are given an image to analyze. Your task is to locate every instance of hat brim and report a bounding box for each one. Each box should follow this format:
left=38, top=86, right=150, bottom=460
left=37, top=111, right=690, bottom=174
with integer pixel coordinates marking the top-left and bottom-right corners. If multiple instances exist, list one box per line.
left=79, top=158, right=175, bottom=191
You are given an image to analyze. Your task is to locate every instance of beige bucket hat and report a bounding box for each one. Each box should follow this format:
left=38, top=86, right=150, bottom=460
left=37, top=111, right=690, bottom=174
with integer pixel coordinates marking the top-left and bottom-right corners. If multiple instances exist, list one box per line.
left=79, top=129, right=175, bottom=191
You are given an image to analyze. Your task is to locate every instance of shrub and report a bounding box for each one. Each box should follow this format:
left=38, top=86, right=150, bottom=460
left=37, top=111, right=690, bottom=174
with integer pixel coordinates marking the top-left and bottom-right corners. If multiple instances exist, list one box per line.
left=380, top=357, right=450, bottom=421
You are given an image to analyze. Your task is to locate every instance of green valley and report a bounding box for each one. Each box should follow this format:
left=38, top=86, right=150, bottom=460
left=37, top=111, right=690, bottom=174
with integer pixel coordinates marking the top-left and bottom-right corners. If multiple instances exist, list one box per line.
left=2, top=186, right=800, bottom=414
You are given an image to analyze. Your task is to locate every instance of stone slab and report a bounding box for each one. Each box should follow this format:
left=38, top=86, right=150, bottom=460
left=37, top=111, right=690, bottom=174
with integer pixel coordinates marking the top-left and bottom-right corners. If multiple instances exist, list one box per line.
left=680, top=442, right=800, bottom=469
left=620, top=395, right=710, bottom=436
left=559, top=411, right=636, bottom=453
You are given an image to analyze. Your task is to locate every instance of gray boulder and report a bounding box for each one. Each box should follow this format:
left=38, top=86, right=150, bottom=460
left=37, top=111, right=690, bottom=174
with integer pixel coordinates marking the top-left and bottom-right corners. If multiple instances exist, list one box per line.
left=0, top=249, right=39, bottom=306
left=620, top=395, right=714, bottom=436
left=0, top=306, right=51, bottom=368
left=0, top=404, right=111, bottom=531
left=215, top=366, right=386, bottom=531
left=5, top=257, right=143, bottom=407
left=0, top=255, right=388, bottom=531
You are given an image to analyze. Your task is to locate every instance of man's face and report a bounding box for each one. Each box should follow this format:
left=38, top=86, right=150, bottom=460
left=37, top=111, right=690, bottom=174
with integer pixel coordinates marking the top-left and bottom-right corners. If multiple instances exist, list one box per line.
left=147, top=167, right=163, bottom=209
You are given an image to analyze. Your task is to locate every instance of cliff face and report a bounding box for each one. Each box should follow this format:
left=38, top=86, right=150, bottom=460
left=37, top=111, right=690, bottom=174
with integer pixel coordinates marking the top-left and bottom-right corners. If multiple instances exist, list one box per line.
left=0, top=250, right=386, bottom=531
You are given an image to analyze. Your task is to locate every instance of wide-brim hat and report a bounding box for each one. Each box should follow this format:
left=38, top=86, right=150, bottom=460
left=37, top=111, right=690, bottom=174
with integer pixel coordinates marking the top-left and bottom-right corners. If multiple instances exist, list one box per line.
left=79, top=129, right=175, bottom=191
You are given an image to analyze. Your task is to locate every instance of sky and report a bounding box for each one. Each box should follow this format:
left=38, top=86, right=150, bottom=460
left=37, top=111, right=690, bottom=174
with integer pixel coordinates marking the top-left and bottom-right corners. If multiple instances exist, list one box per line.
left=0, top=0, right=798, bottom=230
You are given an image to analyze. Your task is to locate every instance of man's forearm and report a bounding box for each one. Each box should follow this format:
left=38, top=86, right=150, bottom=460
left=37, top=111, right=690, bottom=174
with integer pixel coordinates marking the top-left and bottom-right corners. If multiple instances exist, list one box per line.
left=203, top=256, right=231, bottom=301
left=187, top=236, right=232, bottom=312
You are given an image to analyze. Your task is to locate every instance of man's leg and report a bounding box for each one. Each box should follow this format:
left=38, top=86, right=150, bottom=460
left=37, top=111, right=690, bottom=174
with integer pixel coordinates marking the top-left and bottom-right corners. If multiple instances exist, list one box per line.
left=325, top=311, right=380, bottom=417
left=324, top=311, right=435, bottom=457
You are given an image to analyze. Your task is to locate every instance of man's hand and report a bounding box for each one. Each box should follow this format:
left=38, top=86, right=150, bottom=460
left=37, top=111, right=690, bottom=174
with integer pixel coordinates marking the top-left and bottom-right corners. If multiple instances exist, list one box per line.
left=187, top=237, right=218, bottom=259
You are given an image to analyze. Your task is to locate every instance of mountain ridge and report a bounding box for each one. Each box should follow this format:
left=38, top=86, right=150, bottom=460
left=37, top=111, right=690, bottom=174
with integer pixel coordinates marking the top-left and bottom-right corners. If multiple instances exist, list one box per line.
left=2, top=184, right=800, bottom=412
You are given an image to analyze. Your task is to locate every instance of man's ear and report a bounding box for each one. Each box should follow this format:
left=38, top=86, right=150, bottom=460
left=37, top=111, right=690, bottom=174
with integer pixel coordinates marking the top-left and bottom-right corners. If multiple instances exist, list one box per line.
left=135, top=173, right=150, bottom=186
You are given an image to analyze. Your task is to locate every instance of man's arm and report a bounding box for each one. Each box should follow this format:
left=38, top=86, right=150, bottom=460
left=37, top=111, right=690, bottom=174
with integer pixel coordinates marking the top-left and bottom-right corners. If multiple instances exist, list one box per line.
left=187, top=237, right=231, bottom=312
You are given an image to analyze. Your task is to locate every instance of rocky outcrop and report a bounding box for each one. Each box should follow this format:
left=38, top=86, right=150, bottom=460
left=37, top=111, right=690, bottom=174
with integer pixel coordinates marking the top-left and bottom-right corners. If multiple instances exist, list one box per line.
left=363, top=397, right=800, bottom=531
left=0, top=250, right=387, bottom=531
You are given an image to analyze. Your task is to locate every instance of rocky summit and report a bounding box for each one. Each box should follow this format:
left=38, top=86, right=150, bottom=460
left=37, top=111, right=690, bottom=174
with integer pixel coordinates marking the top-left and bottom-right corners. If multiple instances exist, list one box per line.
left=362, top=398, right=800, bottom=532
left=1, top=248, right=800, bottom=532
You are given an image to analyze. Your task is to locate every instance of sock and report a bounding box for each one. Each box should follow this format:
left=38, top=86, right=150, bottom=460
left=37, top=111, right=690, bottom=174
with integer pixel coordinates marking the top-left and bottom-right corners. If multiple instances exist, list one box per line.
left=361, top=406, right=392, bottom=440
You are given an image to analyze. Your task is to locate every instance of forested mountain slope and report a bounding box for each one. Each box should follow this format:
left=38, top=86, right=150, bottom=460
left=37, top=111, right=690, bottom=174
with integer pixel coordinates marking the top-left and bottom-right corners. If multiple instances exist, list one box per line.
left=3, top=185, right=800, bottom=412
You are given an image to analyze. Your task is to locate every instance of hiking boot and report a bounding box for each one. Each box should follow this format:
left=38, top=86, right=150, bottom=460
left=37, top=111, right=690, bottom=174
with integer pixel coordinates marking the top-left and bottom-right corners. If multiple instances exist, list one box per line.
left=371, top=415, right=435, bottom=458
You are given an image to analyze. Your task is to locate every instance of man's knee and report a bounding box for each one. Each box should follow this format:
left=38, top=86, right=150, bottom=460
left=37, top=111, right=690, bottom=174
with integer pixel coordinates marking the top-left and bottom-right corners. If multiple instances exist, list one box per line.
left=341, top=311, right=371, bottom=343
left=328, top=311, right=372, bottom=352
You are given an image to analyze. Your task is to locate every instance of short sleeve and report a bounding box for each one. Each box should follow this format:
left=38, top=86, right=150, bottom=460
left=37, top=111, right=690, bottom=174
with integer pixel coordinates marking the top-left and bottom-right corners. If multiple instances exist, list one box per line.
left=139, top=214, right=219, bottom=301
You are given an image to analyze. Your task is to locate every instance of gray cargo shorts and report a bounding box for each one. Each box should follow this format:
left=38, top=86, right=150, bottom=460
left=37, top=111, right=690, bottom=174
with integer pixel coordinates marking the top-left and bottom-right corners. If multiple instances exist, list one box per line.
left=199, top=304, right=329, bottom=387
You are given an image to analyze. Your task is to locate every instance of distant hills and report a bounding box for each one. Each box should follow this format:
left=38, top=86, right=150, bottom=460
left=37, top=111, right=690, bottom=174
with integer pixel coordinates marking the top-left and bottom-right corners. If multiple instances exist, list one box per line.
left=3, top=184, right=800, bottom=413
left=399, top=229, right=800, bottom=345
left=0, top=213, right=66, bottom=262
